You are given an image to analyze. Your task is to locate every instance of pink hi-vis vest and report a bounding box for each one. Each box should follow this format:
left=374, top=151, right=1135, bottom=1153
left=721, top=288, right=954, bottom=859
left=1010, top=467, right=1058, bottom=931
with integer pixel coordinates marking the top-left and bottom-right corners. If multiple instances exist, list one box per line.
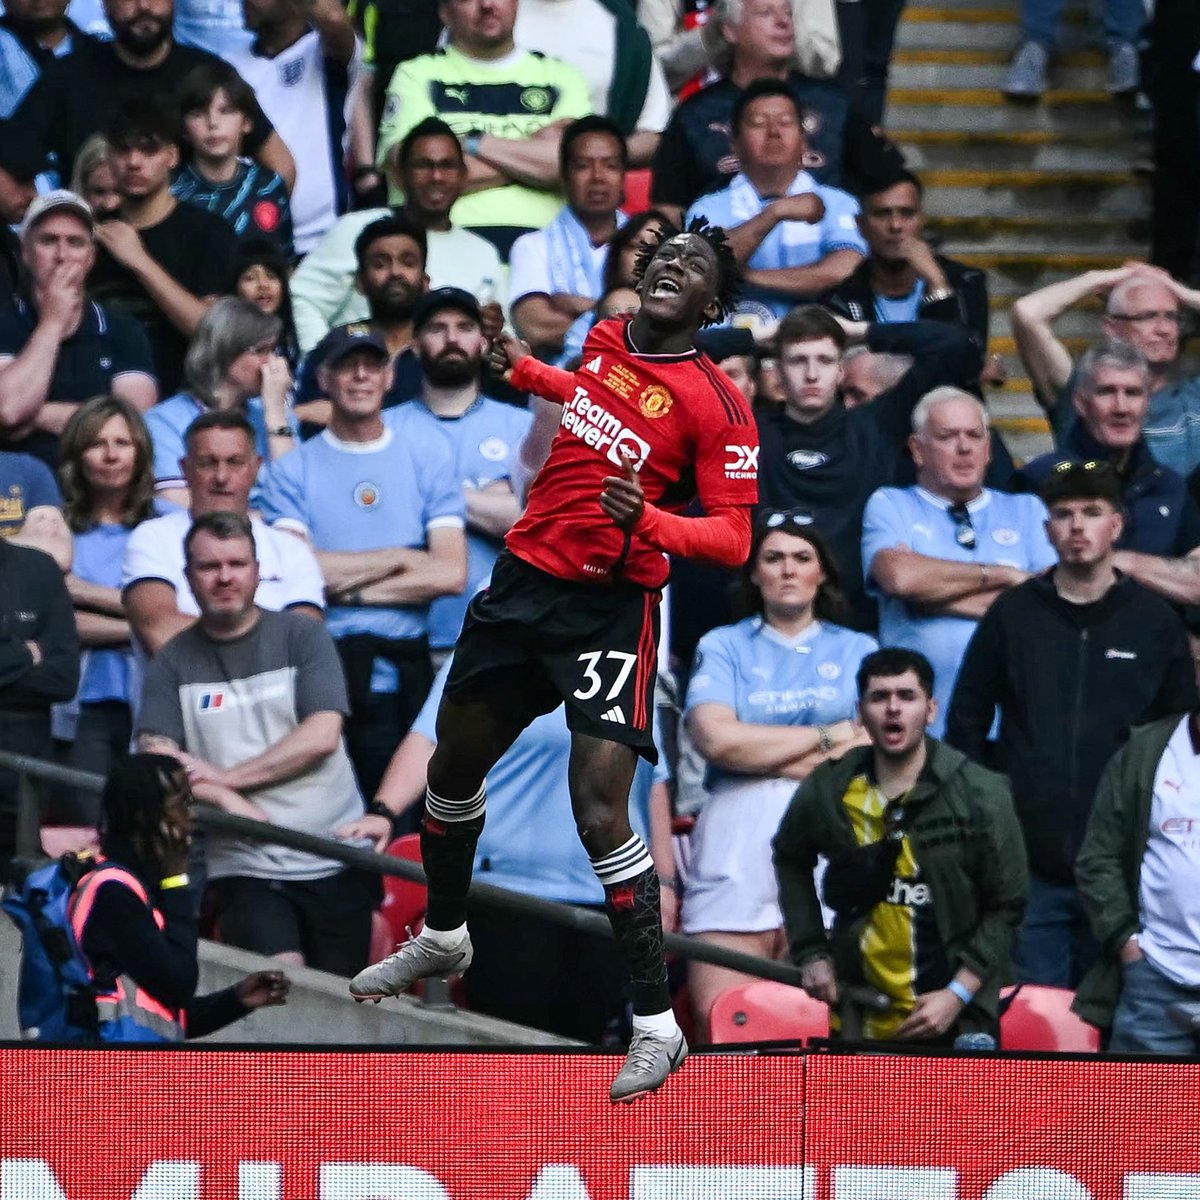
left=68, top=860, right=187, bottom=1043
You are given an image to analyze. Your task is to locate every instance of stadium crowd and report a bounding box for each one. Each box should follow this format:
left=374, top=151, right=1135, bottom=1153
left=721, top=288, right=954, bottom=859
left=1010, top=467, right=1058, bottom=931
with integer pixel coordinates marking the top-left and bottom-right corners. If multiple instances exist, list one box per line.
left=1, top=0, right=1200, bottom=1057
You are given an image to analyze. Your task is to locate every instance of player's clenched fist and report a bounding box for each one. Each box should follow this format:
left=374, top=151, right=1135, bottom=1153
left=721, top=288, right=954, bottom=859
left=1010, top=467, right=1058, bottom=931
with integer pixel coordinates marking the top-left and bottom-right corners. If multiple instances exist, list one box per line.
left=488, top=330, right=532, bottom=381
left=600, top=450, right=645, bottom=531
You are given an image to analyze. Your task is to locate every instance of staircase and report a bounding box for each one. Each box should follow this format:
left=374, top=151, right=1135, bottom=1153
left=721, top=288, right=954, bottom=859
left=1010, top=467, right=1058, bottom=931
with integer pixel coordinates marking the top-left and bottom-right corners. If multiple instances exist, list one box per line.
left=884, top=0, right=1152, bottom=462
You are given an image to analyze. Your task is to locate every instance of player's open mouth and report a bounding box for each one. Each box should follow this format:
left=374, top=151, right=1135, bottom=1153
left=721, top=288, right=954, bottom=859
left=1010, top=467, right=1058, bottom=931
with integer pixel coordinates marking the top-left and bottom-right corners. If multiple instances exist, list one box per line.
left=649, top=278, right=682, bottom=298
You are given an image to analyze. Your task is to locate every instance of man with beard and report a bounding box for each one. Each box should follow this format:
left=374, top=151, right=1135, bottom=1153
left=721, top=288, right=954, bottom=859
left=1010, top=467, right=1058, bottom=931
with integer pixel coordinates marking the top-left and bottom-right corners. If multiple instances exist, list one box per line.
left=9, top=0, right=293, bottom=191
left=293, top=215, right=428, bottom=430
left=349, top=220, right=758, bottom=1103
left=260, top=323, right=468, bottom=803
left=401, top=287, right=533, bottom=664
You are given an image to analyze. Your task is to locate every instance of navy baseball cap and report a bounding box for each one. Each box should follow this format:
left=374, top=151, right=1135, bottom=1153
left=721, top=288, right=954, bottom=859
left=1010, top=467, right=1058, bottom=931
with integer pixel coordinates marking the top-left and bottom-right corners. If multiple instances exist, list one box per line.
left=412, top=286, right=483, bottom=332
left=319, top=323, right=390, bottom=367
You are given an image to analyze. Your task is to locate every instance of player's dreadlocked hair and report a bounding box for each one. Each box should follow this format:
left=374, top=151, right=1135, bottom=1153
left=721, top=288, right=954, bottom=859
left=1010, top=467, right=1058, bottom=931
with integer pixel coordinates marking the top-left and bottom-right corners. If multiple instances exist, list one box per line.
left=100, top=754, right=188, bottom=860
left=632, top=215, right=743, bottom=327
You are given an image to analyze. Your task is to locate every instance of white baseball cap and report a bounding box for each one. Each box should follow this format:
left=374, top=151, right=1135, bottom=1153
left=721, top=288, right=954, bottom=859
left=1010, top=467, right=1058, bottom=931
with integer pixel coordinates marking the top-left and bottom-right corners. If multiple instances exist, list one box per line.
left=20, top=189, right=95, bottom=239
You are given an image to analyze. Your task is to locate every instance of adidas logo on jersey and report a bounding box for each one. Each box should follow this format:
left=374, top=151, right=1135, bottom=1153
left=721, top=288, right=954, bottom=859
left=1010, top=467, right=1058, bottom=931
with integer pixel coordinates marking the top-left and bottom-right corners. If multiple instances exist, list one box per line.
left=600, top=705, right=627, bottom=724
left=584, top=356, right=602, bottom=374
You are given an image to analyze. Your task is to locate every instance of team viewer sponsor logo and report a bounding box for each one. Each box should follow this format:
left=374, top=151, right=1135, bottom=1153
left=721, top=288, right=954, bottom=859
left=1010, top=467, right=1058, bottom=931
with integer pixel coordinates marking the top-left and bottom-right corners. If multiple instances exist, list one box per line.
left=561, top=386, right=650, bottom=469
left=724, top=444, right=759, bottom=479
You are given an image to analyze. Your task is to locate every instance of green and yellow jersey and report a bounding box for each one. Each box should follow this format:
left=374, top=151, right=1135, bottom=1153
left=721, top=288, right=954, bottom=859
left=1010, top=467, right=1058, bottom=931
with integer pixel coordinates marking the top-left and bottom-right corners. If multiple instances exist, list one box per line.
left=376, top=45, right=592, bottom=235
left=841, top=774, right=952, bottom=1039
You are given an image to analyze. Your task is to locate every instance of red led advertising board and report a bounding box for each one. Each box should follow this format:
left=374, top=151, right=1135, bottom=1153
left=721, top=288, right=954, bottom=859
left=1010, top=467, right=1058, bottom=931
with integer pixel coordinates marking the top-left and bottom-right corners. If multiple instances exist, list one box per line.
left=2, top=1048, right=1198, bottom=1199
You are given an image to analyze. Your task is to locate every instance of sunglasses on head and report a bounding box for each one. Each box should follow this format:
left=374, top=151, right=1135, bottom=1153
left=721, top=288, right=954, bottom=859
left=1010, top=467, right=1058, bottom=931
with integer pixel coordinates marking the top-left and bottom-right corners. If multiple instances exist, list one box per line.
left=762, top=508, right=816, bottom=531
left=1053, top=459, right=1115, bottom=476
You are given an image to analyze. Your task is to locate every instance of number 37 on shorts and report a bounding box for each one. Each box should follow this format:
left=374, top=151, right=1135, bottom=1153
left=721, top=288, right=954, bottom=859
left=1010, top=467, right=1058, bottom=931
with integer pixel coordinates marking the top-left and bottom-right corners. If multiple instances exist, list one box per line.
left=573, top=650, right=644, bottom=728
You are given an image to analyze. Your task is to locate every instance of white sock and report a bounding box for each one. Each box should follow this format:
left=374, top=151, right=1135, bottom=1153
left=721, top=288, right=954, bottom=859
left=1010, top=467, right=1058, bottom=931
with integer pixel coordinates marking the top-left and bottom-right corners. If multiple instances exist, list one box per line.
left=631, top=1009, right=679, bottom=1039
left=420, top=923, right=467, bottom=950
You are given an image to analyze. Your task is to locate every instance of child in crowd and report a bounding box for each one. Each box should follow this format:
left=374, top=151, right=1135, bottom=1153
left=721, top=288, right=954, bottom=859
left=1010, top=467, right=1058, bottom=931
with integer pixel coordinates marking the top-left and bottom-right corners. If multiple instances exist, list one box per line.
left=234, top=239, right=301, bottom=369
left=172, top=62, right=294, bottom=258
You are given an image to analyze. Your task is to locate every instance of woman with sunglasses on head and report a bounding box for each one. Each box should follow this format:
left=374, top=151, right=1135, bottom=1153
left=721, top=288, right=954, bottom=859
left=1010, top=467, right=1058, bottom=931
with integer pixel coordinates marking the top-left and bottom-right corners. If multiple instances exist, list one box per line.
left=682, top=509, right=877, bottom=1037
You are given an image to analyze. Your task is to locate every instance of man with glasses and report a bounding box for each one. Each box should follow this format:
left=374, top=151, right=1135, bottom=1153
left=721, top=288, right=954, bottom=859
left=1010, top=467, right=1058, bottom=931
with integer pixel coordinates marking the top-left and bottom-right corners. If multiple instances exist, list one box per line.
left=1014, top=342, right=1200, bottom=608
left=947, top=463, right=1196, bottom=988
left=1012, top=263, right=1200, bottom=476
left=862, top=386, right=1056, bottom=736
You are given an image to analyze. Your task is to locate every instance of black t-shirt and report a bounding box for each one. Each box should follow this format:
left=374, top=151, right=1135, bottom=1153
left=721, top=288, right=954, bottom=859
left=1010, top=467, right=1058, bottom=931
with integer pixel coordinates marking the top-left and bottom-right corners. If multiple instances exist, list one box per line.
left=88, top=202, right=238, bottom=394
left=12, top=39, right=273, bottom=183
left=0, top=297, right=156, bottom=466
left=0, top=228, right=22, bottom=318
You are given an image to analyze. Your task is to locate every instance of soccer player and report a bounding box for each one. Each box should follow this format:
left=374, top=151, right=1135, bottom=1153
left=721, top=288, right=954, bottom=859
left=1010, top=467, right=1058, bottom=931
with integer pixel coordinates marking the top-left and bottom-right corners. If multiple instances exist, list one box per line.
left=349, top=219, right=759, bottom=1102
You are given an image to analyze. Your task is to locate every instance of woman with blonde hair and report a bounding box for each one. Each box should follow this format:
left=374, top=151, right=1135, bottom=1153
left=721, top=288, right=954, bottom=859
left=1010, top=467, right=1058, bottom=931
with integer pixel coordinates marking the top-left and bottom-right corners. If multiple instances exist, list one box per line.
left=144, top=295, right=296, bottom=506
left=57, top=396, right=169, bottom=798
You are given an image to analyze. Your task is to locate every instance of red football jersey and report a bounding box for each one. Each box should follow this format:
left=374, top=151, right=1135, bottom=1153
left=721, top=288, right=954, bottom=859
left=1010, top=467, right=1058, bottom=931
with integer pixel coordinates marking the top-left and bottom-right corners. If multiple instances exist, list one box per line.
left=506, top=317, right=760, bottom=589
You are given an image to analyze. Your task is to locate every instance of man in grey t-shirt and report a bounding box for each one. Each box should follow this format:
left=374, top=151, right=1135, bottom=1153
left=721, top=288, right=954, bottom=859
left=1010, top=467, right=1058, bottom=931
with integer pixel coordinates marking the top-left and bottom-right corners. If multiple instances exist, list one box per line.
left=137, top=510, right=374, bottom=976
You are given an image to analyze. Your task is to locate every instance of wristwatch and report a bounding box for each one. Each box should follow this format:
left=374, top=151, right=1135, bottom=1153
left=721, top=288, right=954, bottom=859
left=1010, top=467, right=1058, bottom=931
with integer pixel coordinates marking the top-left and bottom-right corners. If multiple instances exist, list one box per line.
left=923, top=286, right=955, bottom=306
left=268, top=424, right=295, bottom=438
left=464, top=129, right=484, bottom=158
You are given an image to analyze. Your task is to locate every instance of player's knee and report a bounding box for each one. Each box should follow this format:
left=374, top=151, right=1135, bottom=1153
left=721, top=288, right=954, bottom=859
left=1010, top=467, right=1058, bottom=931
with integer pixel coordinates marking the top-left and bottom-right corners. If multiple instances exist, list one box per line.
left=571, top=781, right=628, bottom=854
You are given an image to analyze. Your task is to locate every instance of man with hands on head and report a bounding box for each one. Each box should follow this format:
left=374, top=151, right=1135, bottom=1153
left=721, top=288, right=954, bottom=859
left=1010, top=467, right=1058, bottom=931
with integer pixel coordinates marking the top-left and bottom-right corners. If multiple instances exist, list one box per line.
left=1012, top=261, right=1200, bottom=474
left=773, top=647, right=1028, bottom=1044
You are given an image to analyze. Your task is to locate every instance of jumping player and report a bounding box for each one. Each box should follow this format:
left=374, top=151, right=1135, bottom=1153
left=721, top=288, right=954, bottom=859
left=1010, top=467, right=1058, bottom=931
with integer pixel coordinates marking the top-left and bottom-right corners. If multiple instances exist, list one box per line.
left=349, top=219, right=759, bottom=1102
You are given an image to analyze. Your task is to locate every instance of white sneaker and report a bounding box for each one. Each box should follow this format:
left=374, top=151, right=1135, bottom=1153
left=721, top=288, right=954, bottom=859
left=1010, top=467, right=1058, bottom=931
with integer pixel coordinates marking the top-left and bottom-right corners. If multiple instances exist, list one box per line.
left=1003, top=41, right=1050, bottom=99
left=349, top=929, right=473, bottom=1001
left=609, top=1029, right=688, bottom=1103
left=1106, top=41, right=1139, bottom=96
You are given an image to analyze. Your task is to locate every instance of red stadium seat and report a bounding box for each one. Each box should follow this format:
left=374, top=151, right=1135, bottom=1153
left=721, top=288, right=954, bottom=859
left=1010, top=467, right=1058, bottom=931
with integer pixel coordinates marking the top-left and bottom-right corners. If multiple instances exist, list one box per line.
left=708, top=980, right=831, bottom=1045
left=380, top=833, right=427, bottom=946
left=999, top=985, right=1100, bottom=1052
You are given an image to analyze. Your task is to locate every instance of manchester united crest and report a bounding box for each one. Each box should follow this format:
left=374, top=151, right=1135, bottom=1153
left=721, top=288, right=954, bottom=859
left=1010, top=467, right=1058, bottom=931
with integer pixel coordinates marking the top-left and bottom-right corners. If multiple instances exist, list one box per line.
left=638, top=384, right=673, bottom=420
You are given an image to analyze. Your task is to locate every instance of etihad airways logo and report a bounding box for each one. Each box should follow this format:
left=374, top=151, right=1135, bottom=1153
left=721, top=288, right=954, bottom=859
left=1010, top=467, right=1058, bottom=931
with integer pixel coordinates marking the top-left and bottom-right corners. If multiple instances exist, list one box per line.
left=561, top=386, right=650, bottom=469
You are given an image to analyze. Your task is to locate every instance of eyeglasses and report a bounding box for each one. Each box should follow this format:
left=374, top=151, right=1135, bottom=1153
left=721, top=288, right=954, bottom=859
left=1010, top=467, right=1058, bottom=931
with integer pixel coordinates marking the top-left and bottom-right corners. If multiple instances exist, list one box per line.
left=948, top=502, right=976, bottom=550
left=1108, top=310, right=1182, bottom=326
left=762, top=508, right=816, bottom=531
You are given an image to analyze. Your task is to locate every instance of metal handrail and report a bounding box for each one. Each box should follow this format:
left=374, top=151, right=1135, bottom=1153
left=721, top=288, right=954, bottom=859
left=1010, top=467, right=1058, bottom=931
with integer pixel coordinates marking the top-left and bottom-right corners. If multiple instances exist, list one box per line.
left=1, top=749, right=808, bottom=988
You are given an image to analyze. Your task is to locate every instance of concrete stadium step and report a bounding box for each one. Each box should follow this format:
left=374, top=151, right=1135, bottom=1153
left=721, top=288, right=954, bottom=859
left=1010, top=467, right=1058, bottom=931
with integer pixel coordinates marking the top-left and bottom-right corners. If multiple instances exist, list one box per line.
left=895, top=131, right=1144, bottom=173
left=928, top=216, right=1147, bottom=249
left=893, top=48, right=1105, bottom=67
left=921, top=178, right=1148, bottom=221
left=890, top=63, right=1108, bottom=90
left=987, top=306, right=1100, bottom=339
left=887, top=100, right=1150, bottom=135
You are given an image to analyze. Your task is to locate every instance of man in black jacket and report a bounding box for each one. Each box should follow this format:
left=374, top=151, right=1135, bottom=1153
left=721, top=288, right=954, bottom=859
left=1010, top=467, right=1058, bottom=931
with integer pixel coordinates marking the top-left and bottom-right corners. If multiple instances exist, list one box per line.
left=946, top=462, right=1197, bottom=988
left=823, top=171, right=990, bottom=352
left=0, top=534, right=78, bottom=879
left=756, top=304, right=982, bottom=630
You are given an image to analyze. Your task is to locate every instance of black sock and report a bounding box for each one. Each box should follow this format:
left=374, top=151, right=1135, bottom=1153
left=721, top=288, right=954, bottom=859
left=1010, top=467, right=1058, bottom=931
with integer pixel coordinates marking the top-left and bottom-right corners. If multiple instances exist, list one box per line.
left=602, top=868, right=671, bottom=1016
left=417, top=787, right=482, bottom=926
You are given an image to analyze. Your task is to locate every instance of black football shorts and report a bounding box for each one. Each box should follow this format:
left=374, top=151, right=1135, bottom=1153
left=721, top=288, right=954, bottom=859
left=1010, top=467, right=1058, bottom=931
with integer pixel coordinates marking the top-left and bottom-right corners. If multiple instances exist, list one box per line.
left=444, top=550, right=660, bottom=761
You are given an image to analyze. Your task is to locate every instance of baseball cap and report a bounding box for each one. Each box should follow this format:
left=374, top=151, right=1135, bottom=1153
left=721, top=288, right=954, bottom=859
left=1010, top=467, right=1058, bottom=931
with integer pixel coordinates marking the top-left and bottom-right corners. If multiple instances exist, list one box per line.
left=412, top=286, right=483, bottom=332
left=20, top=190, right=95, bottom=239
left=318, top=323, right=390, bottom=367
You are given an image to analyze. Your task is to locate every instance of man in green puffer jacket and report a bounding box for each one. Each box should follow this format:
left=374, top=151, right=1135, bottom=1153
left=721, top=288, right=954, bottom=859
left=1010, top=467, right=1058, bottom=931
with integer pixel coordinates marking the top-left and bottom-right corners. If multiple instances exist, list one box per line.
left=773, top=646, right=1028, bottom=1043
